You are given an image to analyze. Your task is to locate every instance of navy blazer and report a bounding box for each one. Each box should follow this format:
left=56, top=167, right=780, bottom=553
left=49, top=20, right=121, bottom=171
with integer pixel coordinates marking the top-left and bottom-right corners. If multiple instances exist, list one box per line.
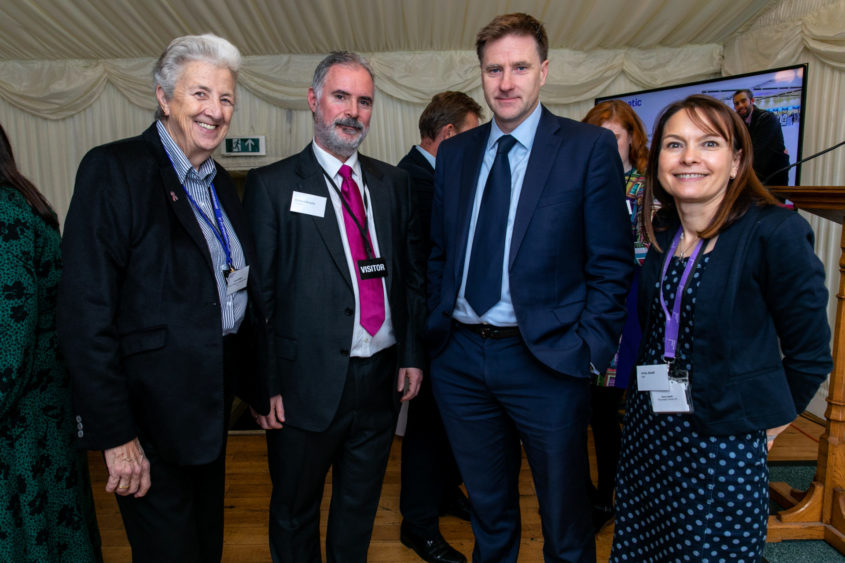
left=639, top=204, right=832, bottom=435
left=58, top=124, right=272, bottom=465
left=427, top=106, right=634, bottom=377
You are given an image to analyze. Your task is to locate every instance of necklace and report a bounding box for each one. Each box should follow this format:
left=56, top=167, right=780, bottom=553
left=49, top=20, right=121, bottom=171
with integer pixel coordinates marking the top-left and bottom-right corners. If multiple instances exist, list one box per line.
left=677, top=231, right=699, bottom=259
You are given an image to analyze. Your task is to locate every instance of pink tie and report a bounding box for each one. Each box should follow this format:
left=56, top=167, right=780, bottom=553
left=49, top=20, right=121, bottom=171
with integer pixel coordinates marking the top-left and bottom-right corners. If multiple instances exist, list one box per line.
left=338, top=165, right=385, bottom=336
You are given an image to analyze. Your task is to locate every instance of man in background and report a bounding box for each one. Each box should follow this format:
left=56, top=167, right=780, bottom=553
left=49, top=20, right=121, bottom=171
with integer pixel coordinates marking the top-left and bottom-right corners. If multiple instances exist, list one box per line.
left=732, top=88, right=790, bottom=185
left=397, top=91, right=483, bottom=563
left=243, top=51, right=426, bottom=563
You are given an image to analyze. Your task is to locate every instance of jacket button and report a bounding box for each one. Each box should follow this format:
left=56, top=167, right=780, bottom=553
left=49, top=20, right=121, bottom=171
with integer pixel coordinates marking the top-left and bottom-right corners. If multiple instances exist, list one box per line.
left=442, top=311, right=450, bottom=318
left=344, top=307, right=353, bottom=316
left=340, top=348, right=349, bottom=356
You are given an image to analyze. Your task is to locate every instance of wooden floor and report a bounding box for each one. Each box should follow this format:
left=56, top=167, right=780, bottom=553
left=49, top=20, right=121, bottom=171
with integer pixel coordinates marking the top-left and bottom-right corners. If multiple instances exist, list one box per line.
left=89, top=414, right=825, bottom=562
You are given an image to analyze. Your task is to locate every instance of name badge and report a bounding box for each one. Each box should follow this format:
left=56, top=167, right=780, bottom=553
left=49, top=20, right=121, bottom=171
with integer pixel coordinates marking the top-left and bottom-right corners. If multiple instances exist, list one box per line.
left=650, top=377, right=693, bottom=414
left=225, top=265, right=249, bottom=295
left=290, top=191, right=327, bottom=217
left=358, top=258, right=387, bottom=279
left=636, top=363, right=670, bottom=391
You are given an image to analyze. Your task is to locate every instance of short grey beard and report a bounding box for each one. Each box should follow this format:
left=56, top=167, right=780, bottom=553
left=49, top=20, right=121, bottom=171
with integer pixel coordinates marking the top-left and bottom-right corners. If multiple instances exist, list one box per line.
left=314, top=112, right=368, bottom=160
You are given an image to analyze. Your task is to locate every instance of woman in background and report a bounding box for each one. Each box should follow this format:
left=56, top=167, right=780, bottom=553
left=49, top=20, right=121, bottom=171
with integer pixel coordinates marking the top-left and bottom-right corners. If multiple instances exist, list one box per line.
left=581, top=99, right=650, bottom=532
left=0, top=124, right=102, bottom=561
left=611, top=94, right=831, bottom=560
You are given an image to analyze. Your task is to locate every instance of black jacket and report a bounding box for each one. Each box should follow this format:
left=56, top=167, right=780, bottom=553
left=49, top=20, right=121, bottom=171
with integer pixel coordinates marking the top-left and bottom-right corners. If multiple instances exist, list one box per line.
left=639, top=204, right=831, bottom=434
left=242, top=144, right=426, bottom=432
left=58, top=124, right=272, bottom=464
left=748, top=106, right=789, bottom=185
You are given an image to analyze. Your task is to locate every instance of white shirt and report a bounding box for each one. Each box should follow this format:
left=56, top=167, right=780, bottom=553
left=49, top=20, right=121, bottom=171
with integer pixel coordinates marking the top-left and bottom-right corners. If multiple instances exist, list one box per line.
left=312, top=141, right=396, bottom=358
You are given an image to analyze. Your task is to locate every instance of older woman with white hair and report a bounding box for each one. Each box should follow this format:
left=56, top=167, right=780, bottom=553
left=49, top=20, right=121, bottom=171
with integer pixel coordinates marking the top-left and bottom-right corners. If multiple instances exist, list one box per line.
left=58, top=34, right=276, bottom=561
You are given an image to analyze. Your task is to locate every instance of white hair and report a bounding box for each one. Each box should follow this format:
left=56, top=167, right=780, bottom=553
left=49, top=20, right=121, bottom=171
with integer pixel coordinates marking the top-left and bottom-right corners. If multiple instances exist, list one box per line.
left=153, top=33, right=241, bottom=119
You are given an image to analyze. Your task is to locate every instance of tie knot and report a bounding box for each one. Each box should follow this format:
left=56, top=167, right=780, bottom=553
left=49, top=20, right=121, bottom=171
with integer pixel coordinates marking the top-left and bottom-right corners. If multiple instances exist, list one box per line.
left=497, top=134, right=517, bottom=155
left=338, top=164, right=354, bottom=181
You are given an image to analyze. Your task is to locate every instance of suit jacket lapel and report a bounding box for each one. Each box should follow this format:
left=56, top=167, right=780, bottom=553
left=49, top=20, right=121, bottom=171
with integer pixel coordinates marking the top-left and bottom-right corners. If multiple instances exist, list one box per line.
left=454, top=123, right=490, bottom=282
left=509, top=107, right=562, bottom=268
left=144, top=126, right=216, bottom=274
left=295, top=146, right=354, bottom=290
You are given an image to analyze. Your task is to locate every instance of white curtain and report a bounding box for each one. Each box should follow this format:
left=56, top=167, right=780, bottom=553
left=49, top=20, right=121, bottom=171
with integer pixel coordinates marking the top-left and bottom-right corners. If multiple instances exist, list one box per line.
left=0, top=43, right=722, bottom=222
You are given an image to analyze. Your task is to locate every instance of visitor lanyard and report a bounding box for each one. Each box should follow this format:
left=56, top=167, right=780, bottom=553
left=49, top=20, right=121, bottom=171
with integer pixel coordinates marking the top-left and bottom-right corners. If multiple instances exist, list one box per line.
left=321, top=168, right=376, bottom=260
left=182, top=182, right=235, bottom=272
left=659, top=227, right=704, bottom=362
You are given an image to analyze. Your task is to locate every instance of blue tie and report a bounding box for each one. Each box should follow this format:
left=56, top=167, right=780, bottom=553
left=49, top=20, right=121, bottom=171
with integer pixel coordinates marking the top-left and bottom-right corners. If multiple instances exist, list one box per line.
left=465, top=134, right=517, bottom=316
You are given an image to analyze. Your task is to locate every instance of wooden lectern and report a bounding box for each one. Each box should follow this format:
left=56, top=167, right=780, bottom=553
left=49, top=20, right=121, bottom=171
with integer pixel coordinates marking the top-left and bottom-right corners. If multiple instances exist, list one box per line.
left=767, top=186, right=845, bottom=554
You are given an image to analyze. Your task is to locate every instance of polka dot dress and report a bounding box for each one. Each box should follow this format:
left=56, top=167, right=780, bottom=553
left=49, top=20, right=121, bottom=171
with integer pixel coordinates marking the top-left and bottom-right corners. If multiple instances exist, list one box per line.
left=611, top=254, right=769, bottom=562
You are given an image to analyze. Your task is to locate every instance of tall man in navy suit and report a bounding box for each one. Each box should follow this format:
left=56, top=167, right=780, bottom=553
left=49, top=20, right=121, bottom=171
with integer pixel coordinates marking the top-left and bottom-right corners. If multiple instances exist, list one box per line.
left=426, top=13, right=634, bottom=562
left=398, top=91, right=482, bottom=563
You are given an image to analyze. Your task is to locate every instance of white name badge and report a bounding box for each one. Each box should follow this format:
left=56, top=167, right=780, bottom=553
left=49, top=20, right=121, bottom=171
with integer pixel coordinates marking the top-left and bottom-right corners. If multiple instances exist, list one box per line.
left=650, top=378, right=693, bottom=413
left=290, top=191, right=327, bottom=217
left=636, top=363, right=670, bottom=391
left=226, top=265, right=249, bottom=295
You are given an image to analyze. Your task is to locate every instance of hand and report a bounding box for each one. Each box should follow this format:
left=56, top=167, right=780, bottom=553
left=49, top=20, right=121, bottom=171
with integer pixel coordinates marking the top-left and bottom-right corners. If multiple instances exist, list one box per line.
left=397, top=367, right=423, bottom=401
left=252, top=394, right=285, bottom=430
left=766, top=423, right=791, bottom=451
left=104, top=437, right=151, bottom=498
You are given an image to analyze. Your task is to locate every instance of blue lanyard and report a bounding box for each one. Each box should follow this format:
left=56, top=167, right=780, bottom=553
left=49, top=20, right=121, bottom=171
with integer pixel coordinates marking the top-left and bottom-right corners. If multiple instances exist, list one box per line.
left=182, top=182, right=234, bottom=272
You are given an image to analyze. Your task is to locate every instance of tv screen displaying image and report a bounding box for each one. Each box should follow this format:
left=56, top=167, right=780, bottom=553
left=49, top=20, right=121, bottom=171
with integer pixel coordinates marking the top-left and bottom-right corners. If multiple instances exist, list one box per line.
left=596, top=64, right=807, bottom=186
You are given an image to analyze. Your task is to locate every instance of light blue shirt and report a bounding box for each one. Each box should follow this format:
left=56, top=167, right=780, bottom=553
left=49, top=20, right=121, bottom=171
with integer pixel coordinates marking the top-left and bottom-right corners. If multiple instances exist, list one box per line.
left=415, top=145, right=436, bottom=169
left=156, top=120, right=247, bottom=335
left=452, top=103, right=543, bottom=326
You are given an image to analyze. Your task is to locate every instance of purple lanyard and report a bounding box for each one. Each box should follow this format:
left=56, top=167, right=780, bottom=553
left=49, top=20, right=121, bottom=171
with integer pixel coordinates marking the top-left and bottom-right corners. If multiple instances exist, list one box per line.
left=659, top=228, right=704, bottom=362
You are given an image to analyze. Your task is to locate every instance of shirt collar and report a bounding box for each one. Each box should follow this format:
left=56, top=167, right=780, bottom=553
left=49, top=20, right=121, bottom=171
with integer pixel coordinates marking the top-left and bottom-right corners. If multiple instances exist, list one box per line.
left=487, top=102, right=543, bottom=154
left=311, top=140, right=361, bottom=180
left=415, top=145, right=436, bottom=169
left=156, top=120, right=217, bottom=185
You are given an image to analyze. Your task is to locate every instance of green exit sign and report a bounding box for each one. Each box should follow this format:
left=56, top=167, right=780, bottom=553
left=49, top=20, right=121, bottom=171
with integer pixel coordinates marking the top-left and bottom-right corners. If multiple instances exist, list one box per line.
left=223, top=136, right=266, bottom=156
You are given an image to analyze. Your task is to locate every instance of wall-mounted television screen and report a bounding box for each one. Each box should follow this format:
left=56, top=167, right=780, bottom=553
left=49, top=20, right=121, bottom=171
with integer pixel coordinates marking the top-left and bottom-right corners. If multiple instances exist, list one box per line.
left=596, top=64, right=807, bottom=186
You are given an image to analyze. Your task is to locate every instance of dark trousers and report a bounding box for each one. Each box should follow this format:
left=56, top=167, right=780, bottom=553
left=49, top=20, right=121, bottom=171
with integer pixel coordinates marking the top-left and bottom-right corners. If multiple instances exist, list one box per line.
left=400, top=359, right=462, bottom=535
left=587, top=386, right=625, bottom=507
left=115, top=441, right=227, bottom=562
left=267, top=346, right=398, bottom=563
left=432, top=327, right=595, bottom=563
left=114, top=333, right=238, bottom=563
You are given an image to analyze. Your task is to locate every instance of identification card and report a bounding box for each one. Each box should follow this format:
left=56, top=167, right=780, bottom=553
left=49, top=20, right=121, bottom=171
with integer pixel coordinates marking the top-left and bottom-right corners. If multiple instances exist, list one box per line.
left=650, top=376, right=693, bottom=413
left=636, top=363, right=670, bottom=391
left=290, top=191, right=327, bottom=217
left=358, top=258, right=387, bottom=280
left=226, top=265, right=249, bottom=295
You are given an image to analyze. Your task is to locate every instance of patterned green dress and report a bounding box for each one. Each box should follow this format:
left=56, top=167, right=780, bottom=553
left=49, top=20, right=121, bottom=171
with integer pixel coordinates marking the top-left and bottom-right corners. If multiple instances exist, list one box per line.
left=0, top=186, right=101, bottom=562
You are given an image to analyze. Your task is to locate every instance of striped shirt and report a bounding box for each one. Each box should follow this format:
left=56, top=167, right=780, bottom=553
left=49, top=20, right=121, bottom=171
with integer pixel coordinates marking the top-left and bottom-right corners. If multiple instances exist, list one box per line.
left=156, top=120, right=247, bottom=335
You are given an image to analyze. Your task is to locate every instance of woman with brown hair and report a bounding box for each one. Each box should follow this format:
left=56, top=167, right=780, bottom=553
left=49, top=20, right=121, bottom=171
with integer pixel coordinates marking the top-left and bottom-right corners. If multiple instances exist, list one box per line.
left=611, top=94, right=831, bottom=560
